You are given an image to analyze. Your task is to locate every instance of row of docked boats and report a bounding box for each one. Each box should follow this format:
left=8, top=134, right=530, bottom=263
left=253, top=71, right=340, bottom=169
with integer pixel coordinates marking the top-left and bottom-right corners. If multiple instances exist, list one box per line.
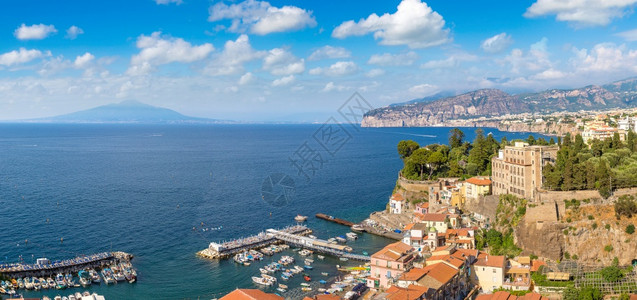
left=41, top=291, right=105, bottom=300
left=0, top=262, right=136, bottom=295
left=260, top=244, right=289, bottom=256
left=233, top=249, right=264, bottom=266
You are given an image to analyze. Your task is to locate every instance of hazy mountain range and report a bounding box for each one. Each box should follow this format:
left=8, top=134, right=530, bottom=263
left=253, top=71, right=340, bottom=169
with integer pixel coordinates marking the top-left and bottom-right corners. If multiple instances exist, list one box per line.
left=362, top=77, right=637, bottom=127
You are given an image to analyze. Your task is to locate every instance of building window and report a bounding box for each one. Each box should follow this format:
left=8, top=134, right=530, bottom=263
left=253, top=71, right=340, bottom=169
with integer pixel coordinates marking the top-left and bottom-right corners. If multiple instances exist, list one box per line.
left=493, top=269, right=496, bottom=273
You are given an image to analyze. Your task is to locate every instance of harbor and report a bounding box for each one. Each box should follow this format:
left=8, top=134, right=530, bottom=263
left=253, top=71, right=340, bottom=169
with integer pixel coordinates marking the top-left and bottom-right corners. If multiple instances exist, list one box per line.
left=315, top=213, right=404, bottom=240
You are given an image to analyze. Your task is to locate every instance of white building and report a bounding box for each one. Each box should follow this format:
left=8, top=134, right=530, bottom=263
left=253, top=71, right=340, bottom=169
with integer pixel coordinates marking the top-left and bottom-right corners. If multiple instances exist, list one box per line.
left=389, top=193, right=405, bottom=214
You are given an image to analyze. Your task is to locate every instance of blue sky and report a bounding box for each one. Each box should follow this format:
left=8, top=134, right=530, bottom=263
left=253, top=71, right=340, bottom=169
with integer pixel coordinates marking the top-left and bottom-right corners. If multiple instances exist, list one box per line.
left=1, top=0, right=637, bottom=121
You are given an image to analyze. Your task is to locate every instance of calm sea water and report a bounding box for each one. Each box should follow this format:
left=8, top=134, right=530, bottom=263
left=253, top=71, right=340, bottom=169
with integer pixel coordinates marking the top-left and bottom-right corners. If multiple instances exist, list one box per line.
left=0, top=124, right=541, bottom=299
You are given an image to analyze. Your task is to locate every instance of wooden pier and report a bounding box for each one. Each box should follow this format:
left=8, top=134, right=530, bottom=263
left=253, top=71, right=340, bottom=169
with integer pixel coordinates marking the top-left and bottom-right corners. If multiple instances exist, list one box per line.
left=0, top=251, right=133, bottom=278
left=315, top=213, right=354, bottom=227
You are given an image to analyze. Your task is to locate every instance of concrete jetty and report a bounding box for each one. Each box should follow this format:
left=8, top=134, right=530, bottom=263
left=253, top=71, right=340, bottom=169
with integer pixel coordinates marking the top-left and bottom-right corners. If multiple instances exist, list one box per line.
left=0, top=251, right=133, bottom=278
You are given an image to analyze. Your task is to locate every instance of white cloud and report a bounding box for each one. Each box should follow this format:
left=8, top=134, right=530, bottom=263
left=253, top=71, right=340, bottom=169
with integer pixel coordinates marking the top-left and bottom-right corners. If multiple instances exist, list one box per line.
left=65, top=26, right=84, bottom=40
left=571, top=43, right=637, bottom=72
left=272, top=75, right=295, bottom=86
left=532, top=68, right=567, bottom=80
left=408, top=83, right=438, bottom=96
left=322, top=81, right=349, bottom=92
left=208, top=0, right=316, bottom=35
left=367, top=51, right=418, bottom=66
left=205, top=34, right=264, bottom=76
left=0, top=48, right=45, bottom=66
left=502, top=38, right=552, bottom=74
left=524, top=0, right=637, bottom=26
left=420, top=52, right=477, bottom=69
left=74, top=52, right=95, bottom=68
left=332, top=0, right=450, bottom=49
left=14, top=24, right=57, bottom=40
left=262, top=48, right=305, bottom=76
left=616, top=28, right=637, bottom=41
left=155, top=0, right=183, bottom=4
left=481, top=33, right=513, bottom=53
left=238, top=72, right=254, bottom=85
left=127, top=32, right=214, bottom=75
left=308, top=46, right=351, bottom=61
left=309, top=61, right=358, bottom=76
left=365, top=68, right=385, bottom=77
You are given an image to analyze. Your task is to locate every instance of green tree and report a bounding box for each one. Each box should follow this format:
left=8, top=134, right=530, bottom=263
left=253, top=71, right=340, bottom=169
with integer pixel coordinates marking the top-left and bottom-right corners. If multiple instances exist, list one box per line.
left=626, top=224, right=635, bottom=234
left=449, top=128, right=464, bottom=149
left=579, top=286, right=602, bottom=300
left=549, top=137, right=555, bottom=145
left=595, top=159, right=612, bottom=198
left=397, top=140, right=420, bottom=159
left=408, top=148, right=431, bottom=180
left=426, top=151, right=447, bottom=179
left=601, top=266, right=623, bottom=282
left=627, top=130, right=637, bottom=151
left=562, top=287, right=580, bottom=300
left=613, top=132, right=624, bottom=149
left=527, top=135, right=536, bottom=145
left=574, top=134, right=585, bottom=152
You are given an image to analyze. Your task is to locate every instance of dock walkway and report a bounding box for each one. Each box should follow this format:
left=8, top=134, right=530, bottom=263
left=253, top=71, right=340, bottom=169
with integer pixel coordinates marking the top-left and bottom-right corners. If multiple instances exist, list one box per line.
left=0, top=251, right=133, bottom=278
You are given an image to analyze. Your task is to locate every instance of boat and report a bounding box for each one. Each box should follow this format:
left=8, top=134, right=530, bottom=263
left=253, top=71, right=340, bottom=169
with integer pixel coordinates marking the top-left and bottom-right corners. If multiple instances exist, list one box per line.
left=327, top=238, right=337, bottom=244
left=362, top=251, right=369, bottom=256
left=47, top=277, right=55, bottom=288
left=308, top=235, right=317, bottom=239
left=303, top=275, right=311, bottom=281
left=301, top=287, right=312, bottom=292
left=89, top=269, right=101, bottom=283
left=339, top=257, right=349, bottom=261
left=305, top=258, right=314, bottom=263
left=252, top=276, right=272, bottom=286
left=319, top=280, right=327, bottom=284
left=300, top=283, right=311, bottom=287
left=294, top=215, right=308, bottom=222
left=55, top=274, right=66, bottom=289
left=65, top=273, right=76, bottom=286
left=78, top=271, right=91, bottom=287
left=321, top=272, right=329, bottom=276
left=317, top=255, right=325, bottom=260
left=279, top=284, right=288, bottom=289
left=262, top=274, right=277, bottom=283
left=335, top=236, right=347, bottom=243
left=318, top=288, right=327, bottom=292
left=280, top=274, right=289, bottom=281
left=346, top=232, right=358, bottom=240
left=304, top=265, right=313, bottom=270
left=351, top=224, right=365, bottom=232
left=276, top=287, right=286, bottom=293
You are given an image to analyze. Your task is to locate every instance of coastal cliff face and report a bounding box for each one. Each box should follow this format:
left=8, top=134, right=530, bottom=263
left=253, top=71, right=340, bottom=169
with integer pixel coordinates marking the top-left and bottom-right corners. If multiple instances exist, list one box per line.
left=361, top=77, right=637, bottom=128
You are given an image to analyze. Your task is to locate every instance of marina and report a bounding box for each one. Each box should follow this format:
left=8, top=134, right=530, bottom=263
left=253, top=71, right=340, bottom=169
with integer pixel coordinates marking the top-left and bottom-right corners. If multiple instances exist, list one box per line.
left=0, top=252, right=133, bottom=278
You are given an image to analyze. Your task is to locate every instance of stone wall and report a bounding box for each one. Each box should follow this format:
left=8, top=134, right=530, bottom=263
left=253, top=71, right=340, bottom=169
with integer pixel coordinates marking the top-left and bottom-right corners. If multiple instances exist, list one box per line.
left=534, top=189, right=601, bottom=203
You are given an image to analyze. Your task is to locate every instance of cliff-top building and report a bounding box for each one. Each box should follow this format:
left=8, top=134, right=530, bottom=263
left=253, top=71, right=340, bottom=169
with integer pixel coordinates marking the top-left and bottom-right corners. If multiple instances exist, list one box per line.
left=491, top=142, right=558, bottom=199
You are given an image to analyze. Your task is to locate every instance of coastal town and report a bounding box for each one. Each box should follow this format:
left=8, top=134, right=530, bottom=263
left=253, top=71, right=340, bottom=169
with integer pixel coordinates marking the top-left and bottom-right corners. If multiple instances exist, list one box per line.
left=215, top=114, right=637, bottom=300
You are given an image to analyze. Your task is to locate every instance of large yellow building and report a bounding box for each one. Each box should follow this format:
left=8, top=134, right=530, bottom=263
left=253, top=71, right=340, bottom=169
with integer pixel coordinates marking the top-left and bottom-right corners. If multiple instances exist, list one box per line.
left=491, top=142, right=558, bottom=199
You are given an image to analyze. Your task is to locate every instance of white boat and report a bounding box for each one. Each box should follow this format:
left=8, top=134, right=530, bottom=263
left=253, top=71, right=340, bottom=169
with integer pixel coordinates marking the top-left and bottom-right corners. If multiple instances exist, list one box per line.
left=339, top=257, right=349, bottom=261
left=252, top=276, right=271, bottom=286
left=351, top=224, right=365, bottom=232
left=279, top=284, right=288, bottom=289
left=321, top=272, right=329, bottom=276
left=335, top=236, right=347, bottom=243
left=294, top=215, right=308, bottom=222
left=346, top=232, right=358, bottom=240
left=317, top=255, right=325, bottom=260
left=308, top=235, right=317, bottom=239
left=305, top=258, right=314, bottom=263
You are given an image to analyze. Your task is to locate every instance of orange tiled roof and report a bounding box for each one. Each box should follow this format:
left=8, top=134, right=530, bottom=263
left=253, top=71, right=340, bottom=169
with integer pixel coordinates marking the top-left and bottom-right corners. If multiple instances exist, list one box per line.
left=530, top=259, right=546, bottom=272
left=417, top=202, right=429, bottom=208
left=404, top=223, right=415, bottom=231
left=475, top=255, right=506, bottom=268
left=391, top=193, right=405, bottom=201
left=398, top=267, right=429, bottom=281
left=371, top=241, right=413, bottom=261
left=386, top=284, right=429, bottom=300
left=422, top=262, right=458, bottom=286
left=465, top=177, right=492, bottom=186
left=221, top=289, right=284, bottom=300
left=418, top=213, right=447, bottom=222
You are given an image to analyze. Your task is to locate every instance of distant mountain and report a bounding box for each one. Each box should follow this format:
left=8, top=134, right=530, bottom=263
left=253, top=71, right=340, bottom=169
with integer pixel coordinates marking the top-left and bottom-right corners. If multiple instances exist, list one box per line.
left=389, top=91, right=457, bottom=107
left=29, top=100, right=231, bottom=124
left=362, top=77, right=637, bottom=127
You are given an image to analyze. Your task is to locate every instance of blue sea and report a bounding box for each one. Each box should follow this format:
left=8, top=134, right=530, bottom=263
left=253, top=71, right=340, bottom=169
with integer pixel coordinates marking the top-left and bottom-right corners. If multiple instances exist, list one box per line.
left=0, top=124, right=542, bottom=299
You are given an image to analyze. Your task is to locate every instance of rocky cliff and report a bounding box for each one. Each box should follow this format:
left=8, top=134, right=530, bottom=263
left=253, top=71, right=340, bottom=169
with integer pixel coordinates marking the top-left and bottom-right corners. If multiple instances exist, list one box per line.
left=362, top=77, right=637, bottom=128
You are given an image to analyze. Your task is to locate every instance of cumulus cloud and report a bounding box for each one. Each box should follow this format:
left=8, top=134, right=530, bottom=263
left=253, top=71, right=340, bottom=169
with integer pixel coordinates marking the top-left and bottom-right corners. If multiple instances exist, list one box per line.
left=367, top=51, right=418, bottom=66
left=74, top=52, right=95, bottom=68
left=571, top=43, right=637, bottom=72
left=409, top=83, right=438, bottom=96
left=205, top=34, right=265, bottom=76
left=524, top=0, right=637, bottom=26
left=238, top=72, right=254, bottom=85
left=308, top=46, right=351, bottom=61
left=322, top=81, right=349, bottom=92
left=365, top=68, right=385, bottom=77
left=262, top=48, right=305, bottom=76
left=272, top=75, right=295, bottom=86
left=0, top=48, right=46, bottom=66
left=65, top=26, right=84, bottom=39
left=127, top=32, right=214, bottom=75
left=502, top=38, right=552, bottom=74
left=616, top=28, right=637, bottom=41
left=481, top=33, right=513, bottom=53
left=332, top=0, right=450, bottom=49
left=155, top=0, right=183, bottom=4
left=309, top=61, right=358, bottom=76
left=14, top=24, right=57, bottom=40
left=208, top=0, right=316, bottom=35
left=420, top=52, right=477, bottom=69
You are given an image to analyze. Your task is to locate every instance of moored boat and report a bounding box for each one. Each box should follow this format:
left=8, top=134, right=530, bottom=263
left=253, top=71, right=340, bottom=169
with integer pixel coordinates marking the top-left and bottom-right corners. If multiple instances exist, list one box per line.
left=294, top=215, right=308, bottom=222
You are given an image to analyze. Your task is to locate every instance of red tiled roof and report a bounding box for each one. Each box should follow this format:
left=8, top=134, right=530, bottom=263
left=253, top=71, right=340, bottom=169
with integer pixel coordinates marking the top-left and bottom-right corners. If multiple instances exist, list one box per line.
left=398, top=267, right=429, bottom=281
left=221, top=289, right=284, bottom=300
left=391, top=193, right=405, bottom=201
left=418, top=213, right=447, bottom=222
left=530, top=259, right=546, bottom=272
left=417, top=202, right=429, bottom=208
left=466, top=177, right=492, bottom=186
left=423, top=263, right=458, bottom=285
left=371, top=242, right=413, bottom=261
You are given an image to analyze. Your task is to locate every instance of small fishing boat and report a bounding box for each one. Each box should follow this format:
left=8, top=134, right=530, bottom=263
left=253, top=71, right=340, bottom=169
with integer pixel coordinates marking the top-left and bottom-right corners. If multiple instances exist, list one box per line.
left=55, top=274, right=66, bottom=289
left=303, top=275, right=311, bottom=281
left=317, top=255, right=325, bottom=260
left=252, top=276, right=271, bottom=286
left=78, top=271, right=91, bottom=287
left=304, top=265, right=313, bottom=270
left=89, top=269, right=101, bottom=283
left=346, top=232, right=358, bottom=240
left=279, top=284, right=288, bottom=289
left=339, top=257, right=349, bottom=261
left=318, top=288, right=326, bottom=292
left=321, top=272, right=329, bottom=276
left=294, top=215, right=308, bottom=222
left=281, top=274, right=289, bottom=281
left=319, top=280, right=327, bottom=284
left=301, top=287, right=312, bottom=292
left=300, top=282, right=311, bottom=287
left=276, top=287, right=286, bottom=293
left=351, top=224, right=365, bottom=232
left=335, top=236, right=347, bottom=243
left=362, top=251, right=369, bottom=256
left=262, top=274, right=277, bottom=283
left=305, top=258, right=314, bottom=263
